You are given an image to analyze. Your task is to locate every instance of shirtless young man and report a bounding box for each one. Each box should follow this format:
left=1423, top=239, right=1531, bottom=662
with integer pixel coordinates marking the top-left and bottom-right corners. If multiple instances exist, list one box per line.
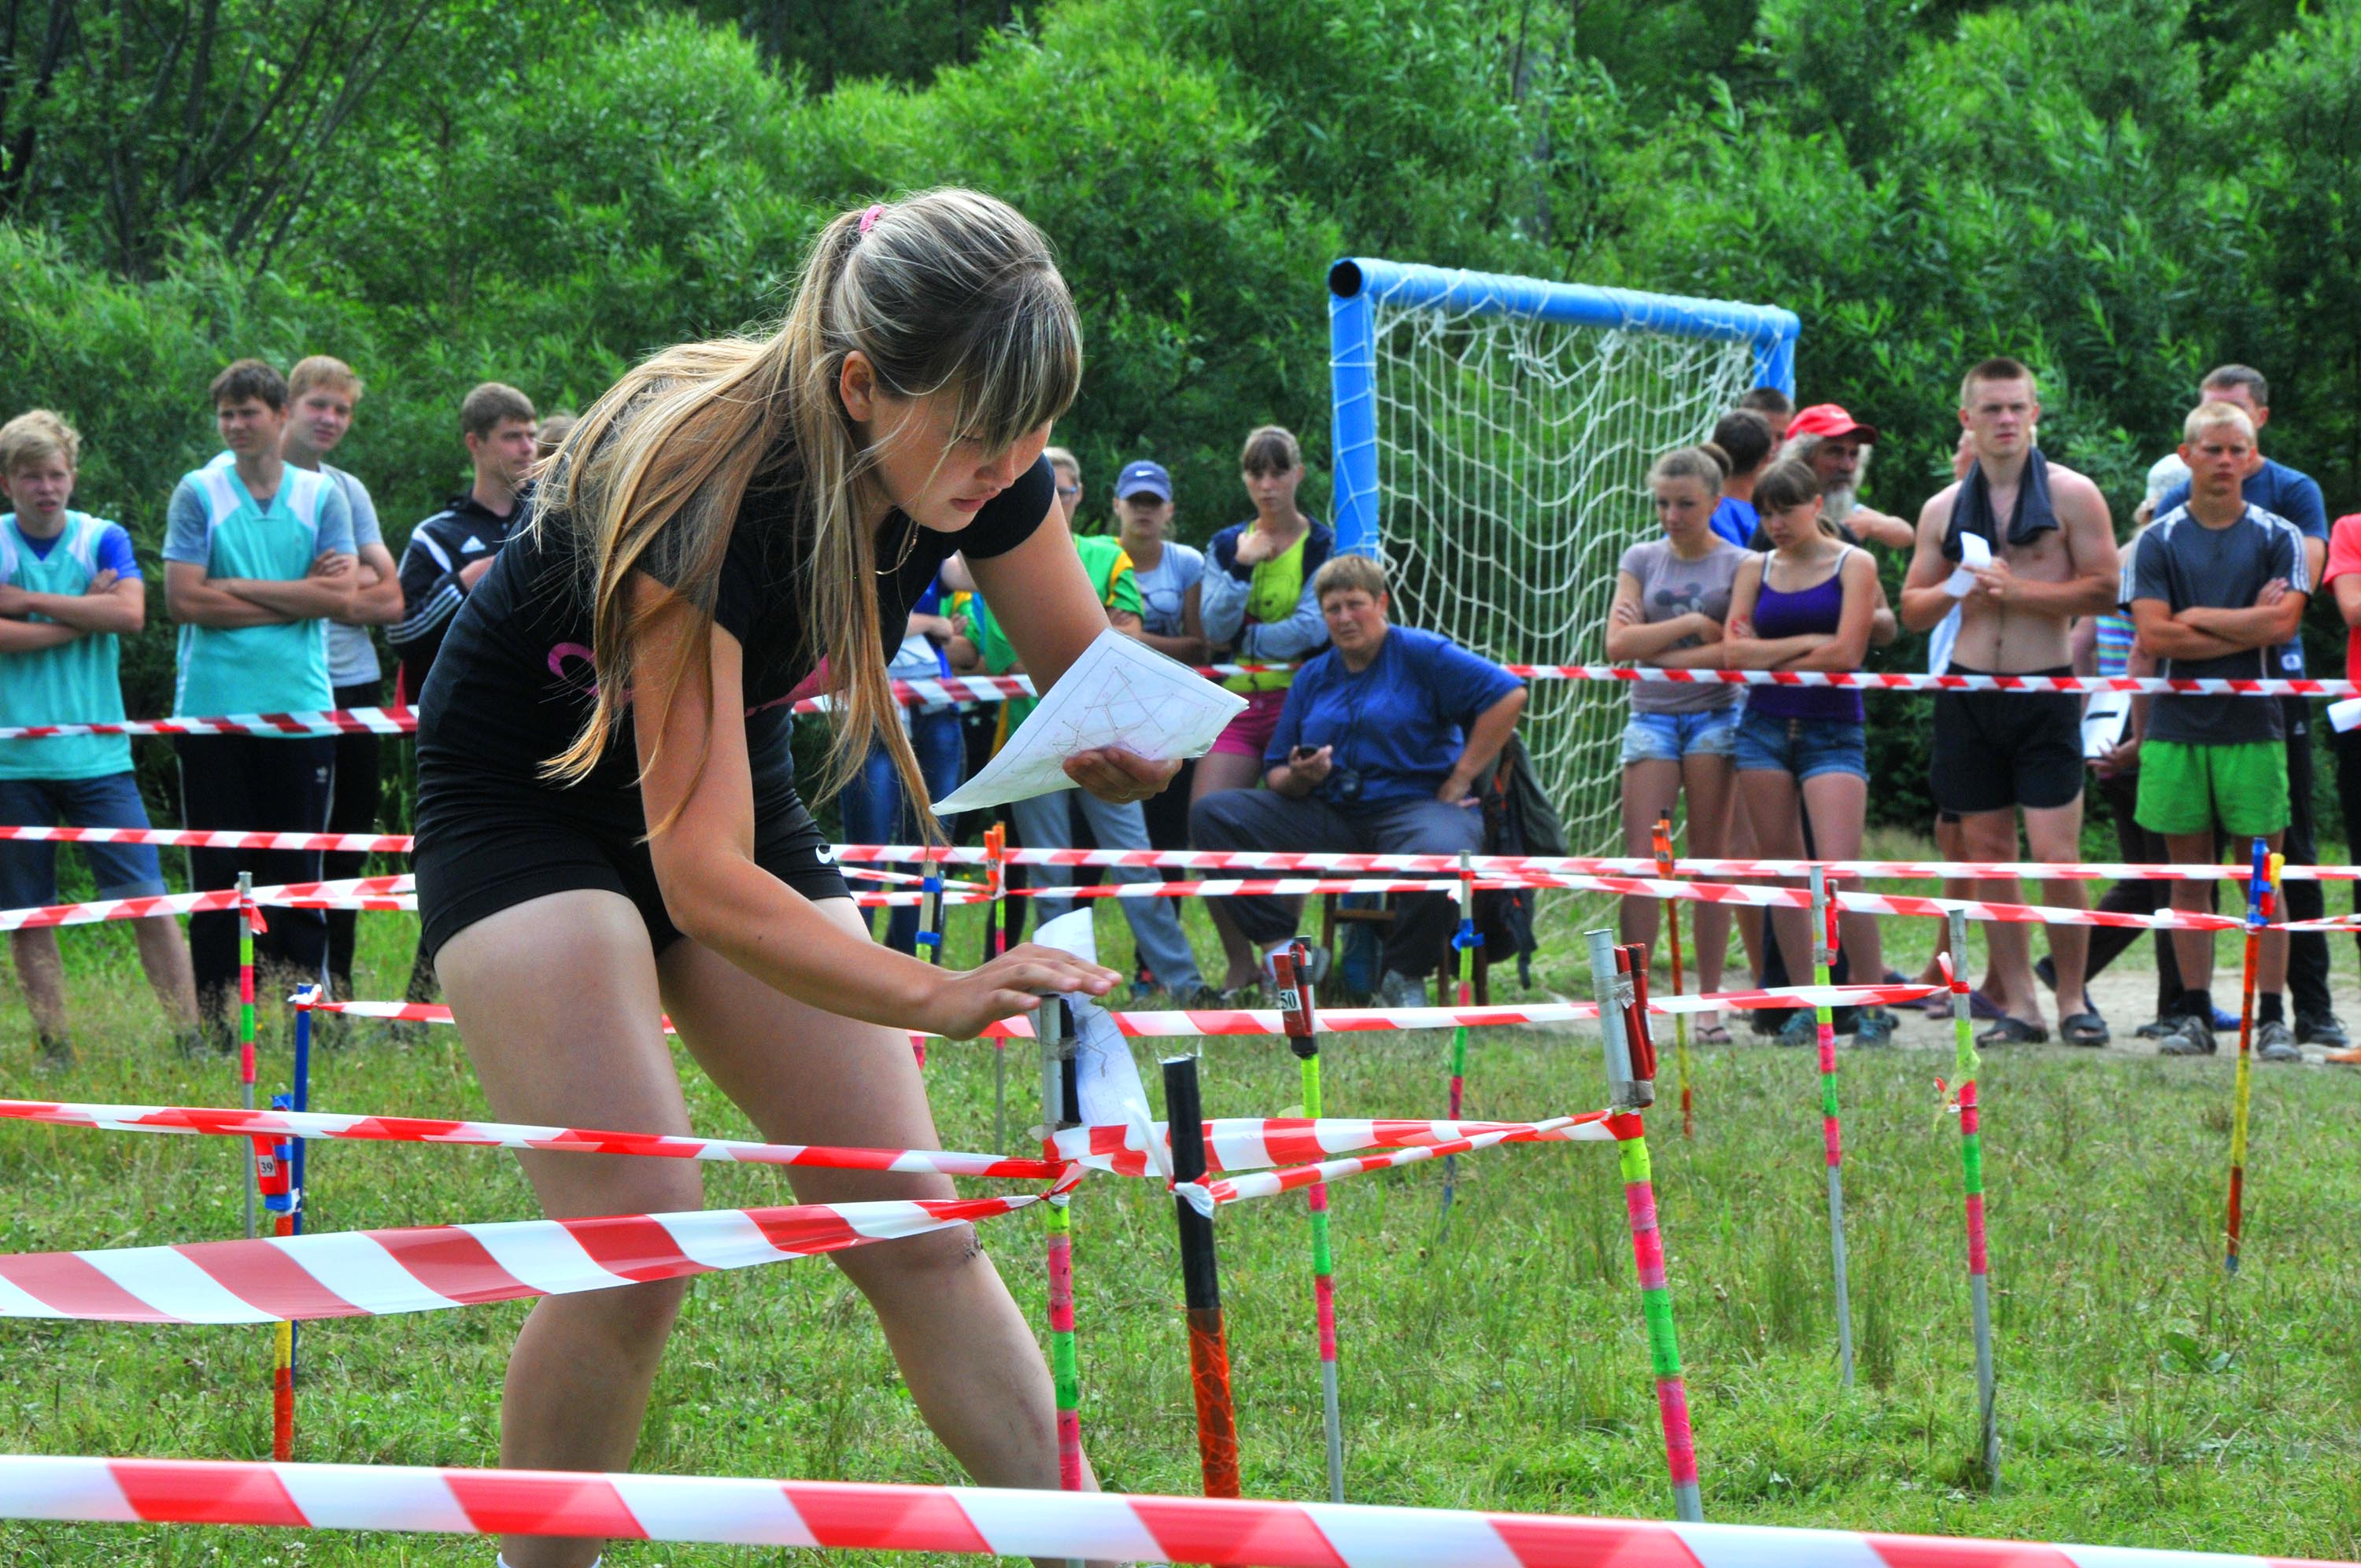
left=1901, top=358, right=2120, bottom=1046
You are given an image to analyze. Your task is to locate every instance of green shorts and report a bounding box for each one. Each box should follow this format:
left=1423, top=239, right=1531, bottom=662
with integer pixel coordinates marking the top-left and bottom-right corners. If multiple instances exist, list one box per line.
left=2134, top=739, right=2289, bottom=839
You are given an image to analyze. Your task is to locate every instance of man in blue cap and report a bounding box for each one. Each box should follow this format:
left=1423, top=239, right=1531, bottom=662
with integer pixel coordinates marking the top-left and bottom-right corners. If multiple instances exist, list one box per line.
left=1112, top=459, right=1206, bottom=858
left=955, top=449, right=1217, bottom=1006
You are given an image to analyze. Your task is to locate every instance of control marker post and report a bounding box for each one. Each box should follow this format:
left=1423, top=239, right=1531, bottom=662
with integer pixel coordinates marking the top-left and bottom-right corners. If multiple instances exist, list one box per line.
left=1811, top=865, right=1854, bottom=1391
left=987, top=821, right=1008, bottom=1148
left=1273, top=941, right=1343, bottom=1503
left=2226, top=838, right=2278, bottom=1275
left=1651, top=815, right=1694, bottom=1137
left=1587, top=929, right=1699, bottom=1522
left=257, top=1097, right=296, bottom=1459
left=912, top=845, right=945, bottom=1069
left=237, top=869, right=257, bottom=1240
left=1945, top=911, right=1998, bottom=1488
left=1165, top=1052, right=1241, bottom=1497
left=1439, top=850, right=1479, bottom=1230
left=1038, top=997, right=1084, bottom=1515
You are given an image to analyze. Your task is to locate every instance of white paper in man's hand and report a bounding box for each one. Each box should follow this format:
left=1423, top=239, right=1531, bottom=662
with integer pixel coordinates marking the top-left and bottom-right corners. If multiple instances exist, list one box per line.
left=1944, top=532, right=1992, bottom=599
left=936, top=628, right=1247, bottom=814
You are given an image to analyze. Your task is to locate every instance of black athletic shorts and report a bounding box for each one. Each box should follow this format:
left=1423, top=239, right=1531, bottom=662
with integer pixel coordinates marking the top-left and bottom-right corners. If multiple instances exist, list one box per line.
left=1928, top=663, right=2084, bottom=816
left=413, top=766, right=849, bottom=965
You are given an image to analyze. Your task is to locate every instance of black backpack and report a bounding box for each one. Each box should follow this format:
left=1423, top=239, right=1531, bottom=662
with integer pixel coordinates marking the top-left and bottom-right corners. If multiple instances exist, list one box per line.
left=1477, top=736, right=1565, bottom=987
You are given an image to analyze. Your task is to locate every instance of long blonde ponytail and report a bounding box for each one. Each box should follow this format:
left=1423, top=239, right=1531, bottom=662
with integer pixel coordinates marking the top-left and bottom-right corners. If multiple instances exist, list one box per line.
left=536, top=189, right=1082, bottom=836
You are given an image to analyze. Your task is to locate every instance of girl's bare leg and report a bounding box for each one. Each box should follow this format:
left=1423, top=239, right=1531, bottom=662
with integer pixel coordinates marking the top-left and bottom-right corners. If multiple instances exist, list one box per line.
left=1192, top=749, right=1272, bottom=989
left=1803, top=770, right=1881, bottom=985
left=1683, top=752, right=1737, bottom=1019
left=435, top=891, right=699, bottom=1568
left=1741, top=767, right=1813, bottom=996
left=659, top=900, right=1105, bottom=1568
left=1617, top=759, right=1683, bottom=954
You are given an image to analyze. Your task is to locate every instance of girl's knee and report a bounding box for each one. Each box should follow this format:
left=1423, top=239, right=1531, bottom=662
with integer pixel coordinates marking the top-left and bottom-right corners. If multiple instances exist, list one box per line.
left=833, top=1223, right=985, bottom=1293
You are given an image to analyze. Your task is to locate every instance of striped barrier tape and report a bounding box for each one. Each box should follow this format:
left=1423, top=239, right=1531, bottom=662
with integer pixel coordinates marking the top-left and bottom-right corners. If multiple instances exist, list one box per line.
left=0, top=876, right=1003, bottom=931
left=292, top=984, right=1942, bottom=1043
left=0, top=1188, right=1060, bottom=1324
left=1496, top=665, right=2359, bottom=697
left=1049, top=1112, right=1636, bottom=1178
left=1176, top=1116, right=1621, bottom=1212
left=0, top=825, right=417, bottom=854
left=0, top=660, right=2340, bottom=741
left=834, top=845, right=2361, bottom=883
left=0, top=1453, right=2342, bottom=1565
left=0, top=1099, right=1064, bottom=1182
left=0, top=876, right=416, bottom=931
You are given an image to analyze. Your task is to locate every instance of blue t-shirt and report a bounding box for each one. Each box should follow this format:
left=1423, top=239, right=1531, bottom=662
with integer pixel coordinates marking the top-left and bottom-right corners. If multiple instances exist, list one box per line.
left=17, top=523, right=139, bottom=578
left=2156, top=458, right=2326, bottom=676
left=1709, top=496, right=1757, bottom=548
left=1265, top=625, right=1524, bottom=804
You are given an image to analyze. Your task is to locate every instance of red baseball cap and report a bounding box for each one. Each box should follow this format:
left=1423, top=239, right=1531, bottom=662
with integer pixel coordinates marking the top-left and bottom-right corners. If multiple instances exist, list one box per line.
left=1786, top=403, right=1880, bottom=445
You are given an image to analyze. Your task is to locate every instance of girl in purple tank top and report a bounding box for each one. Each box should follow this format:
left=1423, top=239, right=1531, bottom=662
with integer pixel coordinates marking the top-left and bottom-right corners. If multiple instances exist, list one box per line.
left=1723, top=459, right=1894, bottom=1046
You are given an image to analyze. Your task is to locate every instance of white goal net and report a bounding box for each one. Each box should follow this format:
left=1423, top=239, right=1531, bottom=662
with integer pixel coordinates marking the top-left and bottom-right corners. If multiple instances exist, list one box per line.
left=1328, top=259, right=1796, bottom=861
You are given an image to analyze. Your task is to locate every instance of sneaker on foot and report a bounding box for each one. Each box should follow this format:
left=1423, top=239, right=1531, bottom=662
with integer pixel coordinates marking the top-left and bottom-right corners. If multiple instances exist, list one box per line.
left=35, top=1033, right=75, bottom=1071
left=1853, top=1006, right=1896, bottom=1046
left=2158, top=1013, right=2217, bottom=1056
left=2256, top=1019, right=2303, bottom=1062
left=1377, top=968, right=1431, bottom=1009
left=2297, top=1013, right=2350, bottom=1049
left=1777, top=1009, right=1818, bottom=1048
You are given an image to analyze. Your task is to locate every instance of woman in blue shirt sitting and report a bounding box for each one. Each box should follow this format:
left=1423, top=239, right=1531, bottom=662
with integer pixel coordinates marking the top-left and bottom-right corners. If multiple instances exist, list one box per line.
left=1189, top=554, right=1527, bottom=1006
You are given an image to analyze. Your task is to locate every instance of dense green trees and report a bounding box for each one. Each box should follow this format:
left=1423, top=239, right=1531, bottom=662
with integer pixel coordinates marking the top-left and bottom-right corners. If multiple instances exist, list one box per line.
left=0, top=0, right=2354, bottom=821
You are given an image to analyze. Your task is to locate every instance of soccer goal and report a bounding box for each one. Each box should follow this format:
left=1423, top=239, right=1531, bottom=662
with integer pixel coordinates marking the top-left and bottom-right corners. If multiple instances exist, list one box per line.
left=1327, top=257, right=1799, bottom=861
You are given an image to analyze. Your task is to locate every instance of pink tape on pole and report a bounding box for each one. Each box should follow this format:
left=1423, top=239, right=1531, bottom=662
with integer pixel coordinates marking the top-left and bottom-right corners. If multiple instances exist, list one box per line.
left=1313, top=1273, right=1338, bottom=1363
left=1624, top=1185, right=1668, bottom=1291
left=1654, top=1378, right=1700, bottom=1487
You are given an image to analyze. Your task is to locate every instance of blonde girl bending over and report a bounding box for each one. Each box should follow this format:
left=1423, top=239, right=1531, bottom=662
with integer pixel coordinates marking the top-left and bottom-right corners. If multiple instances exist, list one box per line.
left=412, top=190, right=1162, bottom=1568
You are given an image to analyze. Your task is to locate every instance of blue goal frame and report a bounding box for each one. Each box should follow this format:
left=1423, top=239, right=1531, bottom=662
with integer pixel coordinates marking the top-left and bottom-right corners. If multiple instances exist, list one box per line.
left=1325, top=256, right=1801, bottom=556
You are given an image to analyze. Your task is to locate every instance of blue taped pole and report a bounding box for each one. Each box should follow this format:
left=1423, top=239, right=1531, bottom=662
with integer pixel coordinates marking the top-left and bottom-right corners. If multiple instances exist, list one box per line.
left=1328, top=269, right=1381, bottom=559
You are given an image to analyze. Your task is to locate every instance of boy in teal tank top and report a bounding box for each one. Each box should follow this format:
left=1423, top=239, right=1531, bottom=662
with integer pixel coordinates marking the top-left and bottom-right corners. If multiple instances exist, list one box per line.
left=0, top=411, right=199, bottom=1065
left=162, top=360, right=356, bottom=1039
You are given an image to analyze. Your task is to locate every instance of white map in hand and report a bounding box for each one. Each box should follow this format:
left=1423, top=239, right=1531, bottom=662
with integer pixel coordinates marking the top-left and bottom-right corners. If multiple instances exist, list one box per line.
left=936, top=628, right=1247, bottom=813
left=1943, top=532, right=1992, bottom=598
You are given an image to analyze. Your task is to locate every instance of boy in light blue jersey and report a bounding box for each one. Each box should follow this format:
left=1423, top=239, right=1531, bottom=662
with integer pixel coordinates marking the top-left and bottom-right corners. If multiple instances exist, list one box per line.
left=163, top=360, right=355, bottom=1039
left=0, top=411, right=200, bottom=1065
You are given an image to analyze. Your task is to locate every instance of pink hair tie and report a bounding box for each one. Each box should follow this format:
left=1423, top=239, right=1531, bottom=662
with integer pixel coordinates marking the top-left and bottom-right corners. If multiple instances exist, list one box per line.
left=859, top=203, right=886, bottom=235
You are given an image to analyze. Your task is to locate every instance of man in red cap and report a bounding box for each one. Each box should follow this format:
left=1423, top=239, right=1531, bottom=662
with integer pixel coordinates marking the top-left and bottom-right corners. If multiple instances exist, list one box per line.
left=1779, top=404, right=1916, bottom=552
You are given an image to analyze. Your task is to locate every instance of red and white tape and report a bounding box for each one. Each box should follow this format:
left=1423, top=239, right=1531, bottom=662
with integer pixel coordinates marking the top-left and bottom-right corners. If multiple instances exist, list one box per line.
left=0, top=1190, right=1055, bottom=1323
left=0, top=1098, right=1060, bottom=1182
left=0, top=875, right=416, bottom=931
left=0, top=825, right=415, bottom=854
left=835, top=844, right=2361, bottom=883
left=0, top=707, right=417, bottom=740
left=1048, top=1112, right=1635, bottom=1178
left=0, top=660, right=2336, bottom=741
left=297, top=984, right=1939, bottom=1043
left=0, top=1454, right=2337, bottom=1565
left=1180, top=1116, right=1611, bottom=1210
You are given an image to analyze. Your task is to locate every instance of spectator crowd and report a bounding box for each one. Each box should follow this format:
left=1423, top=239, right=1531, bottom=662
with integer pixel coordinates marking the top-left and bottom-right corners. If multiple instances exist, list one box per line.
left=3, top=352, right=2358, bottom=1069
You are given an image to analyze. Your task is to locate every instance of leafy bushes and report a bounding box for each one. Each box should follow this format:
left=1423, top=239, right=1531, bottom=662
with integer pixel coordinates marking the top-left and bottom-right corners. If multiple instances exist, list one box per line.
left=0, top=0, right=2355, bottom=830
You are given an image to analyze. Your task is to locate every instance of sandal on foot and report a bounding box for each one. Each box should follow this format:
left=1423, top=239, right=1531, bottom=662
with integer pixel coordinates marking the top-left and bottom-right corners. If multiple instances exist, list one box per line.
left=1976, top=1015, right=2049, bottom=1046
left=2060, top=1011, right=2110, bottom=1047
left=1695, top=1022, right=1734, bottom=1045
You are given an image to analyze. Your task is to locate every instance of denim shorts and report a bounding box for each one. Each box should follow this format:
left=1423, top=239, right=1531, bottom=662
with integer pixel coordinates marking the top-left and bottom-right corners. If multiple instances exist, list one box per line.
left=0, top=772, right=168, bottom=908
left=1732, top=707, right=1868, bottom=783
left=1619, top=707, right=1740, bottom=766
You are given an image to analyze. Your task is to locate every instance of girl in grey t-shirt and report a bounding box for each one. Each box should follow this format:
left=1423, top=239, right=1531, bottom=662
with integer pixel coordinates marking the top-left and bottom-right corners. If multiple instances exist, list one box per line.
left=1604, top=445, right=1749, bottom=1038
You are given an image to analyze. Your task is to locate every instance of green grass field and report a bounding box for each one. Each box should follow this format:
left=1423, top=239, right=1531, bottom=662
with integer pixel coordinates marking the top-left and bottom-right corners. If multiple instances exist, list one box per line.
left=4, top=859, right=2361, bottom=1565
